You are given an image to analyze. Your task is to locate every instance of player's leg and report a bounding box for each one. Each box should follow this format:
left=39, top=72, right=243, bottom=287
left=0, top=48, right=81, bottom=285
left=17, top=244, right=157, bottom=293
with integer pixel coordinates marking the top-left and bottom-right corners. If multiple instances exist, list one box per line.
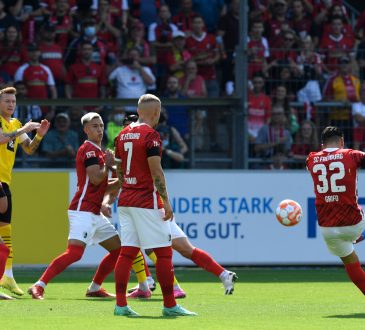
left=132, top=207, right=196, bottom=316
left=28, top=240, right=85, bottom=299
left=87, top=234, right=121, bottom=298
left=145, top=248, right=186, bottom=298
left=126, top=250, right=152, bottom=298
left=322, top=221, right=365, bottom=294
left=28, top=210, right=92, bottom=299
left=0, top=186, right=24, bottom=296
left=171, top=220, right=237, bottom=295
left=0, top=236, right=12, bottom=300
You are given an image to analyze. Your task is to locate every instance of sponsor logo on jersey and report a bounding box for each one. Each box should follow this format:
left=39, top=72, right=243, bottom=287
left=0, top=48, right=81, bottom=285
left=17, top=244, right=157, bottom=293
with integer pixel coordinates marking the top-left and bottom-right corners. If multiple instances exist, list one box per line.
left=86, top=151, right=96, bottom=158
left=7, top=139, right=14, bottom=152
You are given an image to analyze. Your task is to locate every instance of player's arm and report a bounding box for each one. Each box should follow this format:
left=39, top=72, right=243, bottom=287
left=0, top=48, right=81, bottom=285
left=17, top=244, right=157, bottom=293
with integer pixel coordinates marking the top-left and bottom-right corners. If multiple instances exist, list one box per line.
left=0, top=120, right=41, bottom=145
left=20, top=120, right=50, bottom=155
left=115, top=159, right=124, bottom=186
left=0, top=182, right=8, bottom=214
left=86, top=151, right=115, bottom=186
left=101, top=178, right=120, bottom=218
left=148, top=156, right=173, bottom=221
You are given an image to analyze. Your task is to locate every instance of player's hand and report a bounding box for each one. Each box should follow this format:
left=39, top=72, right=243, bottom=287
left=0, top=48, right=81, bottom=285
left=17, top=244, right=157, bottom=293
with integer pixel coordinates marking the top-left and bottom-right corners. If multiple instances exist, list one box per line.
left=105, top=149, right=115, bottom=168
left=36, top=119, right=51, bottom=137
left=101, top=203, right=112, bottom=218
left=22, top=120, right=41, bottom=133
left=163, top=201, right=174, bottom=221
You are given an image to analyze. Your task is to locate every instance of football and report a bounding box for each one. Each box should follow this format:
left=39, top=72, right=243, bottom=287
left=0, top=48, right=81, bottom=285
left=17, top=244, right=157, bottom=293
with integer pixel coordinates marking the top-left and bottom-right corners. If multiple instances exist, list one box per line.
left=276, top=199, right=302, bottom=227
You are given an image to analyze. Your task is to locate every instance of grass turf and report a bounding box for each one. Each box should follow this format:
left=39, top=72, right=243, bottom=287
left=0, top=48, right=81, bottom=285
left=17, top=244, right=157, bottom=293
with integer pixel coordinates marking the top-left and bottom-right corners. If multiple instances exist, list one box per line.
left=0, top=267, right=365, bottom=329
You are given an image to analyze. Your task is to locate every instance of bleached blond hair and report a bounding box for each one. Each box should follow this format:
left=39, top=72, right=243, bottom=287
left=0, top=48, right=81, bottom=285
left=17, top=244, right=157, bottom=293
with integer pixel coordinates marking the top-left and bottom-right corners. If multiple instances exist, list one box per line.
left=81, top=112, right=102, bottom=126
left=137, top=94, right=161, bottom=107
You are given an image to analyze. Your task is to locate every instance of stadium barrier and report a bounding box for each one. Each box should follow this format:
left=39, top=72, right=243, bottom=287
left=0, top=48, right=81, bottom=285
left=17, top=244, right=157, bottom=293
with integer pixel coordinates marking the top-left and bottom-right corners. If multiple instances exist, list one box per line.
left=12, top=169, right=357, bottom=267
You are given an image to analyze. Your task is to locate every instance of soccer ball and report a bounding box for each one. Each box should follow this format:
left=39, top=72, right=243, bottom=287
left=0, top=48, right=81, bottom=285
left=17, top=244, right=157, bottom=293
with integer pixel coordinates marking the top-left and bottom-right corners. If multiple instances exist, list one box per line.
left=276, top=199, right=302, bottom=227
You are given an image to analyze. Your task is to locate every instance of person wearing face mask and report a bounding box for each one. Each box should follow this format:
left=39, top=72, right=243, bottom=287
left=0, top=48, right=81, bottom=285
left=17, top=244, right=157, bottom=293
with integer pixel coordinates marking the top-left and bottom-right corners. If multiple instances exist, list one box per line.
left=156, top=107, right=188, bottom=169
left=106, top=106, right=126, bottom=149
left=64, top=18, right=108, bottom=67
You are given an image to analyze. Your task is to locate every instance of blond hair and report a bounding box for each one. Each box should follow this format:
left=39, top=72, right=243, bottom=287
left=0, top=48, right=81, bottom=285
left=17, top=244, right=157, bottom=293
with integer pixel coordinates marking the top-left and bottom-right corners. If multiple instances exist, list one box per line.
left=0, top=87, right=16, bottom=98
left=81, top=112, right=102, bottom=126
left=137, top=94, right=161, bottom=107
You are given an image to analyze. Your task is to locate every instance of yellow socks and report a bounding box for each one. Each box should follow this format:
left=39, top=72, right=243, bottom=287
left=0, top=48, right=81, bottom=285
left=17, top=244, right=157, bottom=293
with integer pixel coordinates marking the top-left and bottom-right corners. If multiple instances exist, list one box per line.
left=0, top=224, right=12, bottom=278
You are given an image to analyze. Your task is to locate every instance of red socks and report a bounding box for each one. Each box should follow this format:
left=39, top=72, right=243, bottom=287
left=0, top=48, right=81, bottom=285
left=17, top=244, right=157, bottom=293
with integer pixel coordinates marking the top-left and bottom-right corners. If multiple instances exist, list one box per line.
left=154, top=246, right=176, bottom=308
left=191, top=248, right=224, bottom=277
left=345, top=261, right=365, bottom=294
left=0, top=243, right=9, bottom=279
left=93, top=247, right=121, bottom=285
left=40, top=244, right=85, bottom=285
left=115, top=246, right=140, bottom=307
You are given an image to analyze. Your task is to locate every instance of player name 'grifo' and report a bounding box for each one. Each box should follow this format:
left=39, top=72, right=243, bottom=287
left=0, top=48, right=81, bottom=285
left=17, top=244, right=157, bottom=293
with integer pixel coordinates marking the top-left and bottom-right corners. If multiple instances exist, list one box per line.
left=119, top=133, right=141, bottom=140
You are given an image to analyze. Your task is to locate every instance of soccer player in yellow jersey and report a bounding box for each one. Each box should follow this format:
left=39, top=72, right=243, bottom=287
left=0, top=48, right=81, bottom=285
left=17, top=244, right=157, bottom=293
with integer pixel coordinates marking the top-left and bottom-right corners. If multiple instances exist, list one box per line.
left=0, top=87, right=50, bottom=296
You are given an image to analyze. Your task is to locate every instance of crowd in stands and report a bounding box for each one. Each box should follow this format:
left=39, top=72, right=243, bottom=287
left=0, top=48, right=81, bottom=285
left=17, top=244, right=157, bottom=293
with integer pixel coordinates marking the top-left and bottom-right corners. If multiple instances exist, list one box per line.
left=0, top=0, right=364, bottom=169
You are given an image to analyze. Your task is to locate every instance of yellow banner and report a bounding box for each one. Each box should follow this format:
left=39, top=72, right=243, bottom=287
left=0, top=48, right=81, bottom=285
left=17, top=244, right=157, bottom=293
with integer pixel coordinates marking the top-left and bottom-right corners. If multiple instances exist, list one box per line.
left=11, top=172, right=69, bottom=264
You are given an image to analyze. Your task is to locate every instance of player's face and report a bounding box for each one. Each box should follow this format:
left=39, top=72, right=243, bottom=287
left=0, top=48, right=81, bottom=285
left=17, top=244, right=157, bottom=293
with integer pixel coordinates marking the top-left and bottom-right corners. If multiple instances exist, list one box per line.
left=84, top=117, right=104, bottom=145
left=0, top=93, right=16, bottom=117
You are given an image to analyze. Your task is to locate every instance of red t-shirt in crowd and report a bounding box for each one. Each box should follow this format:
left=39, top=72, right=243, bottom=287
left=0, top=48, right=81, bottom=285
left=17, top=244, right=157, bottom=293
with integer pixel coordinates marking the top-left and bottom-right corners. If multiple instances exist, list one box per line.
left=39, top=42, right=65, bottom=82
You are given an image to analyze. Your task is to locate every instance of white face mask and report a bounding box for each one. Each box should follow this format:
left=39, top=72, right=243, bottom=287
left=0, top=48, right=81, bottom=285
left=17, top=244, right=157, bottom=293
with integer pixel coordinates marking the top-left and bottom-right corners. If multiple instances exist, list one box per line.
left=114, top=114, right=125, bottom=123
left=84, top=26, right=96, bottom=37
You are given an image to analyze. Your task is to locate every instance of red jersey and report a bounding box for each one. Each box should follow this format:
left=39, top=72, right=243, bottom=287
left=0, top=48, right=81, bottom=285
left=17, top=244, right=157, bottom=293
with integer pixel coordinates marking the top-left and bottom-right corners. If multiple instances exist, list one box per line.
left=66, top=62, right=107, bottom=98
left=39, top=42, right=65, bottom=82
left=115, top=122, right=164, bottom=210
left=306, top=148, right=365, bottom=227
left=185, top=32, right=218, bottom=80
left=69, top=141, right=107, bottom=215
left=0, top=44, right=28, bottom=78
left=14, top=63, right=55, bottom=99
left=49, top=14, right=72, bottom=51
left=248, top=91, right=271, bottom=137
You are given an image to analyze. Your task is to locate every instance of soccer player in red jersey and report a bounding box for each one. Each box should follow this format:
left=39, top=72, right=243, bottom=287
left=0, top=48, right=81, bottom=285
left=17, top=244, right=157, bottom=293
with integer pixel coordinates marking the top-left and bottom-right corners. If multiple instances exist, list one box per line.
left=28, top=113, right=121, bottom=300
left=113, top=94, right=196, bottom=317
left=306, top=126, right=365, bottom=295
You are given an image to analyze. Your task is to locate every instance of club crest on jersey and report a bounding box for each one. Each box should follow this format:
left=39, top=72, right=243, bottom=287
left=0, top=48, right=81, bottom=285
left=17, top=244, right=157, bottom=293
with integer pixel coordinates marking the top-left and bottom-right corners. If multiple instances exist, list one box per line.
left=86, top=151, right=96, bottom=158
left=7, top=139, right=14, bottom=152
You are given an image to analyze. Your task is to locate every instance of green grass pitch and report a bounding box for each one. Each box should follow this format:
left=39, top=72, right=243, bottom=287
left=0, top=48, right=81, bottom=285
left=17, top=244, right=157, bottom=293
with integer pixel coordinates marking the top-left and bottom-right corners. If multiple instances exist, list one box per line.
left=1, top=267, right=365, bottom=329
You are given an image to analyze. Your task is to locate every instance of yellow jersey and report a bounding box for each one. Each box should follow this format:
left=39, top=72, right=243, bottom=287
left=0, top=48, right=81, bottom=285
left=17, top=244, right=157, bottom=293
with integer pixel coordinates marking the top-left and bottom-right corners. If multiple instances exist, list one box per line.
left=0, top=115, right=23, bottom=185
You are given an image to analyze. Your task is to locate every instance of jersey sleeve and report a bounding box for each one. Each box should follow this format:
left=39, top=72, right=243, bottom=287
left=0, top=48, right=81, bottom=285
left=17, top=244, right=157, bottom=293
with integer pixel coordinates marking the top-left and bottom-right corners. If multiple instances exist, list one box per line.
left=350, top=149, right=365, bottom=167
left=145, top=131, right=162, bottom=158
left=83, top=146, right=100, bottom=167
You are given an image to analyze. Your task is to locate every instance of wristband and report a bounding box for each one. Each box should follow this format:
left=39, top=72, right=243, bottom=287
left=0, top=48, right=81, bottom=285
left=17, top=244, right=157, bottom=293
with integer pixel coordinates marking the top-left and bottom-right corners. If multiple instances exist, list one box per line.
left=34, top=134, right=43, bottom=141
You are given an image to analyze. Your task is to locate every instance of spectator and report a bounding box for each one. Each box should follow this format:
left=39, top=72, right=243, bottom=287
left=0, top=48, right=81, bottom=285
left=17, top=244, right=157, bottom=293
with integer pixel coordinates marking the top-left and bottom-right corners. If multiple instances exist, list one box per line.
left=68, top=105, right=86, bottom=145
left=321, top=4, right=354, bottom=41
left=268, top=151, right=287, bottom=170
left=12, top=80, right=42, bottom=124
left=108, top=47, right=156, bottom=101
left=125, top=20, right=156, bottom=67
left=0, top=0, right=18, bottom=40
left=289, top=0, right=313, bottom=39
left=129, top=0, right=162, bottom=29
left=217, top=0, right=239, bottom=90
left=355, top=8, right=365, bottom=41
left=148, top=4, right=178, bottom=89
left=291, top=120, right=319, bottom=166
left=105, top=106, right=126, bottom=149
left=352, top=83, right=365, bottom=151
left=269, top=29, right=297, bottom=64
left=39, top=22, right=67, bottom=97
left=319, top=15, right=355, bottom=75
left=95, top=0, right=122, bottom=49
left=323, top=55, right=360, bottom=145
left=162, top=75, right=189, bottom=140
left=41, top=112, right=79, bottom=168
left=156, top=107, right=188, bottom=168
left=14, top=42, right=57, bottom=119
left=272, top=84, right=300, bottom=136
left=356, top=40, right=365, bottom=82
left=249, top=0, right=271, bottom=22
left=247, top=19, right=270, bottom=79
left=265, top=0, right=290, bottom=49
left=179, top=59, right=206, bottom=97
left=65, top=18, right=109, bottom=67
left=65, top=41, right=107, bottom=99
left=48, top=0, right=73, bottom=51
left=254, top=105, right=293, bottom=160
left=269, top=60, right=298, bottom=101
left=95, top=0, right=128, bottom=32
left=179, top=59, right=207, bottom=150
left=166, top=30, right=191, bottom=78
left=0, top=25, right=27, bottom=79
left=172, top=0, right=197, bottom=36
left=185, top=15, right=220, bottom=96
left=192, top=0, right=225, bottom=33
left=248, top=73, right=271, bottom=147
